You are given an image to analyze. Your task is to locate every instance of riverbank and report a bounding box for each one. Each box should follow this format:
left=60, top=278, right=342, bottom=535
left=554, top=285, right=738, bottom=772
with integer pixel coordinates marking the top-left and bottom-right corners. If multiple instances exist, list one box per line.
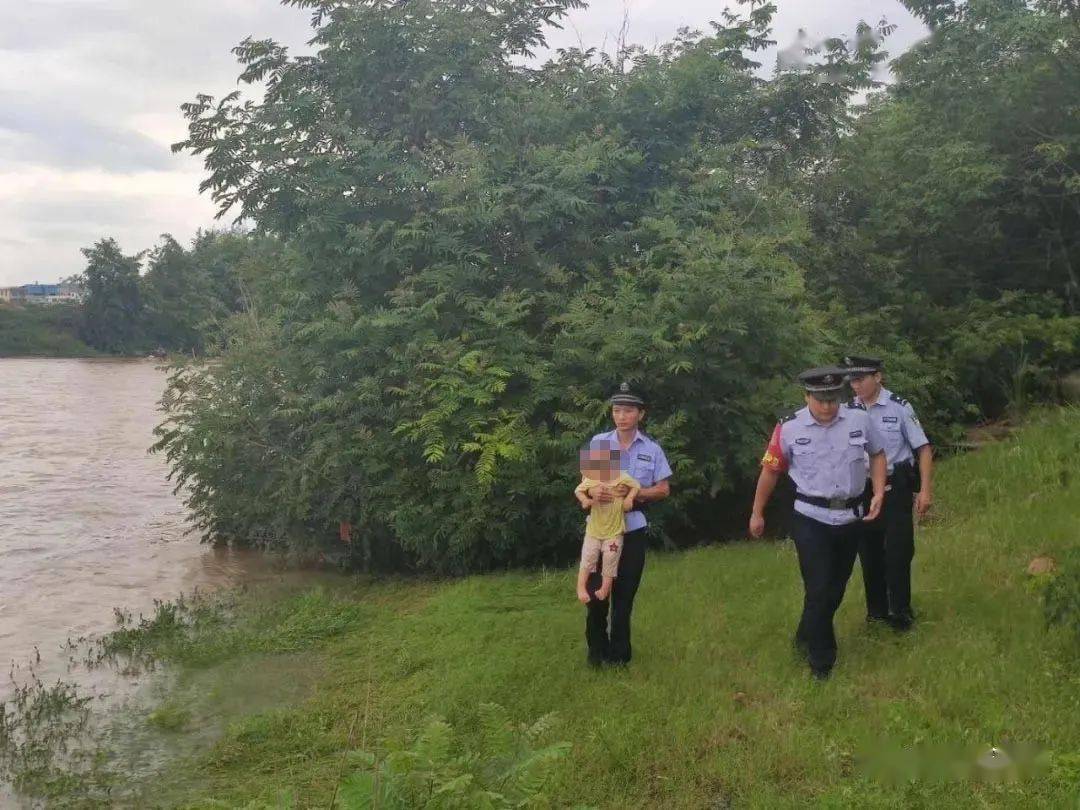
left=0, top=302, right=101, bottom=358
left=10, top=409, right=1080, bottom=807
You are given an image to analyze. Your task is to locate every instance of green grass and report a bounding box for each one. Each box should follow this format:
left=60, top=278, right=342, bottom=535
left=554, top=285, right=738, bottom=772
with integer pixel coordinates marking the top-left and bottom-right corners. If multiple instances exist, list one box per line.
left=148, top=703, right=193, bottom=733
left=129, top=410, right=1080, bottom=806
left=0, top=302, right=99, bottom=357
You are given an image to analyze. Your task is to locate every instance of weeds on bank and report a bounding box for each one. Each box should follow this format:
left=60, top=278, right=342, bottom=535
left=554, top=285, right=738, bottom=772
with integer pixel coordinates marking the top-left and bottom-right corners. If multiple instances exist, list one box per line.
left=2, top=585, right=367, bottom=805
left=0, top=671, right=113, bottom=805
left=89, top=585, right=369, bottom=672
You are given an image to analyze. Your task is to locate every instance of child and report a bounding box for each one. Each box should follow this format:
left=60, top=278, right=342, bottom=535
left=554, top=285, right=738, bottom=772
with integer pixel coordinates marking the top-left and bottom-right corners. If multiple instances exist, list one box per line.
left=574, top=440, right=640, bottom=604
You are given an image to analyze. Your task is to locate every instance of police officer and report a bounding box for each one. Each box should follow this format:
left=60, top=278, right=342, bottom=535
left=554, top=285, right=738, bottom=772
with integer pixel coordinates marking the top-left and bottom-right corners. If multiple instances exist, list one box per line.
left=584, top=382, right=672, bottom=667
left=841, top=355, right=933, bottom=631
left=749, top=367, right=886, bottom=679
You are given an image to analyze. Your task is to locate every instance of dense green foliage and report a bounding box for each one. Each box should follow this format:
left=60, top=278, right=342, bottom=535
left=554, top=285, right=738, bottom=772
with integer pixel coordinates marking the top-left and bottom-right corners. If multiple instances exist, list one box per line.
left=0, top=302, right=97, bottom=357
left=154, top=0, right=1080, bottom=571
left=74, top=230, right=262, bottom=356
left=80, top=238, right=146, bottom=354
left=810, top=0, right=1080, bottom=440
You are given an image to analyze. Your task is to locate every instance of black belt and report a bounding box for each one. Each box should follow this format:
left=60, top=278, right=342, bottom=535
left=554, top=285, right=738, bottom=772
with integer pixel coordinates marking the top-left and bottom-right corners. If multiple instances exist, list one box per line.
left=795, top=492, right=864, bottom=510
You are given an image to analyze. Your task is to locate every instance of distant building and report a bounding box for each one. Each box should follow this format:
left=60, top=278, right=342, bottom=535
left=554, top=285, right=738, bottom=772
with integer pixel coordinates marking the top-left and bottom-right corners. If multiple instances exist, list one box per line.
left=0, top=282, right=83, bottom=304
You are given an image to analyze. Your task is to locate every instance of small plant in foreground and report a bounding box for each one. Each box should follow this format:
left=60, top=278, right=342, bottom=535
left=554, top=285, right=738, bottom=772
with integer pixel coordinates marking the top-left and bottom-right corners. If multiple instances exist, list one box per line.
left=1044, top=548, right=1080, bottom=644
left=335, top=703, right=571, bottom=809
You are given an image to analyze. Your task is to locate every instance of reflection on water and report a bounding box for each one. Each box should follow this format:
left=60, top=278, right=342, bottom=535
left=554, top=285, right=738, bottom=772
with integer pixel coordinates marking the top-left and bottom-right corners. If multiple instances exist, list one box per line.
left=0, top=358, right=273, bottom=683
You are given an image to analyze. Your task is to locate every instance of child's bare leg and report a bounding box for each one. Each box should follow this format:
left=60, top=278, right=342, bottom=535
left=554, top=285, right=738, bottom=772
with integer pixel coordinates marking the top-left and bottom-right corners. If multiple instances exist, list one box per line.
left=595, top=535, right=623, bottom=601
left=595, top=574, right=615, bottom=601
left=576, top=566, right=592, bottom=604
left=578, top=536, right=601, bottom=604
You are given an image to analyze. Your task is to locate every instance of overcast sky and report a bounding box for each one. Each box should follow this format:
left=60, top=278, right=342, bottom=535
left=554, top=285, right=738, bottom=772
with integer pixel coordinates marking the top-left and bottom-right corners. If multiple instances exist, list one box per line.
left=0, top=1, right=927, bottom=286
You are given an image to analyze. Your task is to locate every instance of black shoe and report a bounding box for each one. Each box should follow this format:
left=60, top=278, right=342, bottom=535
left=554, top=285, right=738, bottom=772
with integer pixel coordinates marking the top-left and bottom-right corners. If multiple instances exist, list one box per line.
left=866, top=613, right=889, bottom=625
left=888, top=613, right=914, bottom=632
left=587, top=653, right=606, bottom=669
left=810, top=666, right=832, bottom=681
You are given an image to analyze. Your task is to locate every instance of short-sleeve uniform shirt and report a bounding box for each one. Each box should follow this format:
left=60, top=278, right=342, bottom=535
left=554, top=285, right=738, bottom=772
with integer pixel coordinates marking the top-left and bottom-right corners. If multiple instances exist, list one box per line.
left=762, top=404, right=883, bottom=526
left=590, top=429, right=672, bottom=532
left=858, top=388, right=930, bottom=473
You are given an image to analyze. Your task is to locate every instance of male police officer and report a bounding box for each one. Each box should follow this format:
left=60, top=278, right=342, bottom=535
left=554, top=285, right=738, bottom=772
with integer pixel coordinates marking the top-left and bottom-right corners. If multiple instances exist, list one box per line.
left=749, top=367, right=886, bottom=679
left=841, top=355, right=933, bottom=631
left=584, top=382, right=672, bottom=667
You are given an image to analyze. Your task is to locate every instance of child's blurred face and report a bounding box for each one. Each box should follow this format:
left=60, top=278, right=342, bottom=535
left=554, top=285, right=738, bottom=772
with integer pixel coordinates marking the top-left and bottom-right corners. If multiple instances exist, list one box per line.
left=580, top=445, right=620, bottom=478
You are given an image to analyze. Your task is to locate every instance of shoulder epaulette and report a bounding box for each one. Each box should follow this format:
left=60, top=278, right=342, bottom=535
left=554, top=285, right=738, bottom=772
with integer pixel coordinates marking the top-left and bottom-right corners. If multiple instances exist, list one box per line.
left=889, top=393, right=910, bottom=407
left=845, top=400, right=866, bottom=411
left=778, top=410, right=798, bottom=424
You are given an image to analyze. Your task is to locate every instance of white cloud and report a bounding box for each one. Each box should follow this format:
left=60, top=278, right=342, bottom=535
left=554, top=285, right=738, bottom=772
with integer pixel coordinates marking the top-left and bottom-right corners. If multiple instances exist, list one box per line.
left=0, top=0, right=926, bottom=287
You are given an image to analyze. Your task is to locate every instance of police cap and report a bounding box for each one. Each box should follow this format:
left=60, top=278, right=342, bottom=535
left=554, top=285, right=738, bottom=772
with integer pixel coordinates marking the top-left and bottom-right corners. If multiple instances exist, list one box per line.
left=839, top=354, right=883, bottom=376
left=609, top=381, right=645, bottom=408
left=797, top=366, right=848, bottom=401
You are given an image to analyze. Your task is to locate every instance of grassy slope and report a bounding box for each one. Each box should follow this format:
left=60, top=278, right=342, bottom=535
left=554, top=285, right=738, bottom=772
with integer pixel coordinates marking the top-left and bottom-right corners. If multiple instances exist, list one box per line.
left=172, top=410, right=1080, bottom=808
left=0, top=302, right=98, bottom=357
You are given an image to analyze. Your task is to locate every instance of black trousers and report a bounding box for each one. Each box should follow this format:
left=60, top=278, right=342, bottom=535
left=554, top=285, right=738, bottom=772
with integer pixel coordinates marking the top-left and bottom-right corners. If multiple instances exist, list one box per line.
left=858, top=479, right=916, bottom=621
left=791, top=512, right=861, bottom=673
left=585, top=528, right=646, bottom=664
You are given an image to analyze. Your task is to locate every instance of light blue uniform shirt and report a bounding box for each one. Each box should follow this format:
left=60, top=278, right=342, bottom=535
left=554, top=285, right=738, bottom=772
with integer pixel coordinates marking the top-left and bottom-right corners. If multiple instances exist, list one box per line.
left=858, top=387, right=930, bottom=474
left=590, top=428, right=672, bottom=532
left=773, top=404, right=883, bottom=526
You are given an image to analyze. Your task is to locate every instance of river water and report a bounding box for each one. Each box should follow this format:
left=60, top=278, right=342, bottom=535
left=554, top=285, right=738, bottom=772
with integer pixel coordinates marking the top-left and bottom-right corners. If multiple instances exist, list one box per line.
left=0, top=358, right=268, bottom=682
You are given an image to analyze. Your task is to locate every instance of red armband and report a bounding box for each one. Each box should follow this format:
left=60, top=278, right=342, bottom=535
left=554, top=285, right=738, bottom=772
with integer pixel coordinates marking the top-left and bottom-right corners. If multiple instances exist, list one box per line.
left=761, top=424, right=788, bottom=472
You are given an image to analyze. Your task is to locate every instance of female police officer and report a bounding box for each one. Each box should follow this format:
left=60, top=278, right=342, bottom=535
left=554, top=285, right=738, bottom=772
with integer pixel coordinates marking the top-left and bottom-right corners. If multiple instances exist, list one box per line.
left=583, top=382, right=672, bottom=667
left=748, top=368, right=886, bottom=679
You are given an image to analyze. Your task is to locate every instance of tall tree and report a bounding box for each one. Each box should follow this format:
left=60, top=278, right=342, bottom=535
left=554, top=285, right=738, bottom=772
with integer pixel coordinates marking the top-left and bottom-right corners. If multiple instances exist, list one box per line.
left=812, top=0, right=1080, bottom=307
left=79, top=238, right=145, bottom=354
left=142, top=234, right=234, bottom=354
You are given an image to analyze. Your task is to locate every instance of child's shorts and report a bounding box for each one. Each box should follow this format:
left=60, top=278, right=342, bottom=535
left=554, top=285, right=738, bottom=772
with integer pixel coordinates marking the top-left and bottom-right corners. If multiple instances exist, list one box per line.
left=580, top=534, right=623, bottom=579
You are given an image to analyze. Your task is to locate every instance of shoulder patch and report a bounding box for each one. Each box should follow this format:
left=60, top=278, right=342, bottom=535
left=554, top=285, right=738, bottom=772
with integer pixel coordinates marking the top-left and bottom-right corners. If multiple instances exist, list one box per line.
left=889, top=393, right=910, bottom=407
left=844, top=400, right=866, bottom=411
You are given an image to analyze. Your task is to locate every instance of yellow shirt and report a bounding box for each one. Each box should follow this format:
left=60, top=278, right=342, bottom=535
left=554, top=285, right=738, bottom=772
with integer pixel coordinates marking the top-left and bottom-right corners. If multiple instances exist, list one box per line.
left=575, top=473, right=641, bottom=539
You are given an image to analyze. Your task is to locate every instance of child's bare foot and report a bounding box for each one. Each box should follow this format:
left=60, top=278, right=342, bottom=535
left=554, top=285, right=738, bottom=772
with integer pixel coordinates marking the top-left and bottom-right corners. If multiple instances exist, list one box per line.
left=577, top=585, right=591, bottom=604
left=595, top=583, right=611, bottom=601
